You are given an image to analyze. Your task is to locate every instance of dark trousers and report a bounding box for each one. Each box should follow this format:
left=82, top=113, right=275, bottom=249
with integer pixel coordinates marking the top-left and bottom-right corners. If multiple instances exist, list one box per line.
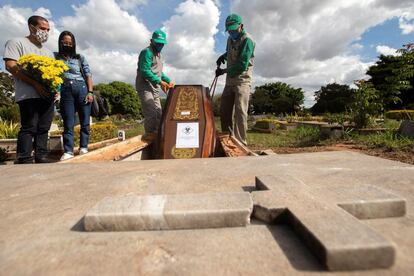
left=60, top=80, right=91, bottom=153
left=16, top=98, right=54, bottom=163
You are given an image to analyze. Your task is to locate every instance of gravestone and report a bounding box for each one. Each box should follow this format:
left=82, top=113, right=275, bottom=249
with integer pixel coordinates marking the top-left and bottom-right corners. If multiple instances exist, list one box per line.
left=399, top=120, right=414, bottom=139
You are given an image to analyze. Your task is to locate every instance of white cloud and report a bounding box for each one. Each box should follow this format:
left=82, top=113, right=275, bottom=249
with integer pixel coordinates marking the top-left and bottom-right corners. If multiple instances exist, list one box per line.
left=0, top=5, right=32, bottom=51
left=116, top=0, right=148, bottom=11
left=163, top=0, right=220, bottom=70
left=399, top=14, right=414, bottom=34
left=376, top=45, right=400, bottom=56
left=59, top=0, right=150, bottom=52
left=351, top=43, right=364, bottom=50
left=82, top=48, right=137, bottom=84
left=160, top=0, right=220, bottom=88
left=0, top=5, right=60, bottom=54
left=230, top=0, right=412, bottom=106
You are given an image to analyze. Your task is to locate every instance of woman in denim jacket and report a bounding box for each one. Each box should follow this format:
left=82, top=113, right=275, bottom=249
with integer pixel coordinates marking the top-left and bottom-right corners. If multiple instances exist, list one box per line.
left=55, top=31, right=93, bottom=161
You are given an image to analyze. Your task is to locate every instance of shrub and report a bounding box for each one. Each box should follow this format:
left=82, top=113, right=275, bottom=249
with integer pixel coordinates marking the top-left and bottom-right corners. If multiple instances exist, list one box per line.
left=0, top=104, right=20, bottom=123
left=94, top=81, right=142, bottom=118
left=323, top=113, right=351, bottom=125
left=253, top=119, right=282, bottom=130
left=50, top=122, right=117, bottom=145
left=76, top=122, right=117, bottom=145
left=385, top=110, right=414, bottom=120
left=349, top=81, right=382, bottom=128
left=0, top=119, right=19, bottom=139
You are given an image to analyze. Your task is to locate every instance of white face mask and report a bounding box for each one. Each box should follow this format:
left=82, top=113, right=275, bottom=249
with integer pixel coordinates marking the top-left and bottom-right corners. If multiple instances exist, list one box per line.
left=31, top=25, right=49, bottom=44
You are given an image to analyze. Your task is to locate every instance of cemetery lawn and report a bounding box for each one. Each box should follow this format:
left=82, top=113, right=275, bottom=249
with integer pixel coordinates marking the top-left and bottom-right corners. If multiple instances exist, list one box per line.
left=247, top=129, right=414, bottom=165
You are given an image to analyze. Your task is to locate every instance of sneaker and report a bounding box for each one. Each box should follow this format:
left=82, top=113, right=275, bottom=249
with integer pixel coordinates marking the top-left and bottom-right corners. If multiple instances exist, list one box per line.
left=79, top=148, right=88, bottom=155
left=60, top=152, right=74, bottom=161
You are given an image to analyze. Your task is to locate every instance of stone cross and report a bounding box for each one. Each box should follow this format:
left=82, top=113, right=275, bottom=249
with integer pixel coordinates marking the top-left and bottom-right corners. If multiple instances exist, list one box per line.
left=252, top=174, right=406, bottom=271
left=83, top=174, right=405, bottom=271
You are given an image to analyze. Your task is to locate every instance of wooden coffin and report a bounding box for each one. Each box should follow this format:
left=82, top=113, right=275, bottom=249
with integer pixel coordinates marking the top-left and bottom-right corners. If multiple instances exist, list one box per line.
left=157, top=85, right=216, bottom=159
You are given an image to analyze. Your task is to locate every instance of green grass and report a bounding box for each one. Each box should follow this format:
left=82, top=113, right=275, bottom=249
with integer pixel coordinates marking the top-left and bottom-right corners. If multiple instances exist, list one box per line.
left=124, top=124, right=145, bottom=138
left=351, top=130, right=414, bottom=150
left=381, top=119, right=401, bottom=130
left=248, top=126, right=322, bottom=148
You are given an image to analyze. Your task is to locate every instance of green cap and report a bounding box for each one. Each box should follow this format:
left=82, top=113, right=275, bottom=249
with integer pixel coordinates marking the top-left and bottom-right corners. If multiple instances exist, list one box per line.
left=225, top=14, right=242, bottom=31
left=152, top=29, right=167, bottom=44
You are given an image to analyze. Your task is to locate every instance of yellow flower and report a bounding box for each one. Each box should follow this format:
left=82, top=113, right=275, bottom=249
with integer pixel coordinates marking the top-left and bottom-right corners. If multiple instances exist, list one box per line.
left=17, top=54, right=69, bottom=92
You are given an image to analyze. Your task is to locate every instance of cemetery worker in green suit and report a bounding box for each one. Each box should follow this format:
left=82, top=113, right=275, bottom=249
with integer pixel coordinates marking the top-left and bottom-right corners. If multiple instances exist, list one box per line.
left=216, top=13, right=255, bottom=146
left=135, top=29, right=174, bottom=135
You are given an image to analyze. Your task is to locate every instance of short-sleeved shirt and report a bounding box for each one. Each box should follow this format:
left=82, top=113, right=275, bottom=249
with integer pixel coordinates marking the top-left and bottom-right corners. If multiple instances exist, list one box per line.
left=3, top=37, right=54, bottom=102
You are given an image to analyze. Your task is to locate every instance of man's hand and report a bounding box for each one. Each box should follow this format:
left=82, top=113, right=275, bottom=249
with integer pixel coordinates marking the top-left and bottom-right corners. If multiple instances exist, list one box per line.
left=160, top=81, right=169, bottom=93
left=215, top=68, right=226, bottom=77
left=54, top=93, right=61, bottom=103
left=168, top=81, right=175, bottom=89
left=216, top=55, right=225, bottom=66
left=33, top=82, right=49, bottom=98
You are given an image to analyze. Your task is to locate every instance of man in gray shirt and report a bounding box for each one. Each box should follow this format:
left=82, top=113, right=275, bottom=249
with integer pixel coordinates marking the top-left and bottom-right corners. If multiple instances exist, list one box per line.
left=3, top=15, right=54, bottom=164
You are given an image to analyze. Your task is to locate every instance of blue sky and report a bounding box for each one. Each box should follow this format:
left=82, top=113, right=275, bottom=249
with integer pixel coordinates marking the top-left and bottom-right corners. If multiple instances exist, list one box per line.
left=0, top=0, right=413, bottom=106
left=356, top=17, right=413, bottom=61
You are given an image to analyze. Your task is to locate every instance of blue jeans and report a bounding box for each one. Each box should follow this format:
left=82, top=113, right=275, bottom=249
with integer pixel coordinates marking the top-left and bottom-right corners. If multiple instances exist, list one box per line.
left=60, top=80, right=91, bottom=153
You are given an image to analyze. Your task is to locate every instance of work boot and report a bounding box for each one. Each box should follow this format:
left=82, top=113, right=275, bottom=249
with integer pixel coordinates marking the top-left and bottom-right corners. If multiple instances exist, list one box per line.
left=35, top=156, right=53, bottom=163
left=142, top=132, right=157, bottom=141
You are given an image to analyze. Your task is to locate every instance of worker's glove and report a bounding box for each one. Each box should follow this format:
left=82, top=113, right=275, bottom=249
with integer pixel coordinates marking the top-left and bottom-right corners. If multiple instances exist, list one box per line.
left=216, top=55, right=226, bottom=66
left=160, top=81, right=169, bottom=93
left=215, top=68, right=226, bottom=77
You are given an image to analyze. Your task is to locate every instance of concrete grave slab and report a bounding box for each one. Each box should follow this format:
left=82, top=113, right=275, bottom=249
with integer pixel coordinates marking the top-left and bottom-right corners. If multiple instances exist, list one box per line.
left=1, top=151, right=413, bottom=275
left=252, top=174, right=405, bottom=271
left=84, top=192, right=253, bottom=231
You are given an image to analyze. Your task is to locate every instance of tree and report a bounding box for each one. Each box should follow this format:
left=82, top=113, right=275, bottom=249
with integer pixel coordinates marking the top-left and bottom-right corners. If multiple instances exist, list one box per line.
left=349, top=80, right=382, bottom=128
left=311, top=83, right=355, bottom=114
left=367, top=44, right=414, bottom=110
left=0, top=72, right=19, bottom=122
left=0, top=72, right=14, bottom=107
left=250, top=82, right=304, bottom=115
left=94, top=81, right=142, bottom=118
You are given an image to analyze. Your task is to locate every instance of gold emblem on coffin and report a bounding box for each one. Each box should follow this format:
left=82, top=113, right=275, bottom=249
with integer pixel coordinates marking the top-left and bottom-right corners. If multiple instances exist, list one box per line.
left=171, top=147, right=197, bottom=159
left=173, top=87, right=199, bottom=120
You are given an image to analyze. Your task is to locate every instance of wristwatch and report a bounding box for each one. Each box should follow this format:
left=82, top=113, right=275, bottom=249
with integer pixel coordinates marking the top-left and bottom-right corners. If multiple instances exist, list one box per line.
left=88, top=91, right=94, bottom=95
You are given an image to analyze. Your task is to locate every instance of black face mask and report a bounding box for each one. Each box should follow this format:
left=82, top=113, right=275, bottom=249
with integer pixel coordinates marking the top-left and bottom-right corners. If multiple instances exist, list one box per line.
left=62, top=45, right=73, bottom=54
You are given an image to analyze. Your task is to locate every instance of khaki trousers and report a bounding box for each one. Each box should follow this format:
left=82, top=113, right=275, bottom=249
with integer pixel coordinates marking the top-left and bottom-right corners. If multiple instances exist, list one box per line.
left=220, top=83, right=251, bottom=145
left=137, top=85, right=162, bottom=134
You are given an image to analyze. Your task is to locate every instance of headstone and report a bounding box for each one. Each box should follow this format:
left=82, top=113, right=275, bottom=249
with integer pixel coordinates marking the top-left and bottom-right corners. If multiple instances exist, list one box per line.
left=84, top=192, right=253, bottom=231
left=252, top=174, right=406, bottom=271
left=157, top=85, right=216, bottom=159
left=399, top=120, right=414, bottom=139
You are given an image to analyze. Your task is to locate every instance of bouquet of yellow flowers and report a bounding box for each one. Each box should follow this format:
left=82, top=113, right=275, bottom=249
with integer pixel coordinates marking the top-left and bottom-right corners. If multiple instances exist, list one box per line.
left=17, top=54, right=69, bottom=99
